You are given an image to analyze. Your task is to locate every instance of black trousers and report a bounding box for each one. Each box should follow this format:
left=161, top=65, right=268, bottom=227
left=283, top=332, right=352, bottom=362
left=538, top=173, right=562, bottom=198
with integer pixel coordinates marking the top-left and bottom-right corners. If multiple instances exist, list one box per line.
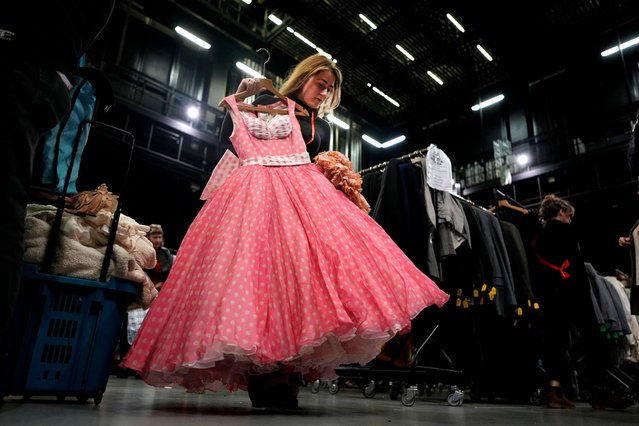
left=0, top=62, right=70, bottom=362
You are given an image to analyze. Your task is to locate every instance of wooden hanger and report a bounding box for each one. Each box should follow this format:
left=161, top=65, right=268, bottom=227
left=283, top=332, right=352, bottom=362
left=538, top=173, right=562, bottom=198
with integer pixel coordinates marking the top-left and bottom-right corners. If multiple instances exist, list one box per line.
left=219, top=79, right=310, bottom=117
left=497, top=199, right=529, bottom=214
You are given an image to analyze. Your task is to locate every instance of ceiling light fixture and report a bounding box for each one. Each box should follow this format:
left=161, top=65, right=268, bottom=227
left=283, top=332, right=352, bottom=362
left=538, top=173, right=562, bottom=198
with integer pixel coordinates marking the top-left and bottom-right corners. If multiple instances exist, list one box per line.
left=293, top=31, right=316, bottom=49
left=316, top=47, right=332, bottom=60
left=268, top=14, right=283, bottom=25
left=446, top=14, right=465, bottom=33
left=286, top=27, right=335, bottom=60
left=359, top=14, right=377, bottom=30
left=477, top=44, right=493, bottom=61
left=395, top=44, right=415, bottom=61
left=235, top=61, right=264, bottom=78
left=187, top=106, right=200, bottom=119
left=371, top=86, right=400, bottom=107
left=382, top=135, right=407, bottom=147
left=471, top=94, right=505, bottom=111
left=427, top=71, right=444, bottom=85
left=327, top=114, right=350, bottom=130
left=175, top=26, right=211, bottom=49
left=601, top=36, right=639, bottom=57
left=362, top=134, right=382, bottom=148
left=516, top=154, right=529, bottom=165
left=362, top=134, right=406, bottom=149
left=240, top=0, right=252, bottom=4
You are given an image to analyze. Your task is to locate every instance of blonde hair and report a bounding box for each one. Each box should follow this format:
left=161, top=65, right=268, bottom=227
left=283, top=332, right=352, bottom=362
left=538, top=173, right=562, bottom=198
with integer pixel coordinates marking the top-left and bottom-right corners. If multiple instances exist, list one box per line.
left=280, top=54, right=342, bottom=118
left=539, top=194, right=575, bottom=221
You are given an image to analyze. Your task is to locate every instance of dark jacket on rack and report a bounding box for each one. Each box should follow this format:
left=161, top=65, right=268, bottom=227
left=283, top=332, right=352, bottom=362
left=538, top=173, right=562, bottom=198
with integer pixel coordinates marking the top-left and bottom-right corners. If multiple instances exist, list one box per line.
left=371, top=159, right=433, bottom=277
left=629, top=220, right=639, bottom=314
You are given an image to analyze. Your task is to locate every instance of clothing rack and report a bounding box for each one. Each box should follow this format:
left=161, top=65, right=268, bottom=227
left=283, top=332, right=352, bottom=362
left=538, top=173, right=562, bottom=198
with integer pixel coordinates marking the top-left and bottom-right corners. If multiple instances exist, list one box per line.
left=450, top=191, right=494, bottom=215
left=358, top=145, right=434, bottom=175
left=493, top=188, right=525, bottom=208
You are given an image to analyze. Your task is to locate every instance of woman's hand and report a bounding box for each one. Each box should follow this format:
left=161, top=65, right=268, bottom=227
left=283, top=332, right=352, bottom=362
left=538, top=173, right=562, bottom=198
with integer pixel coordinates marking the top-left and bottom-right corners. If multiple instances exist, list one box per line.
left=236, top=78, right=265, bottom=97
left=618, top=236, right=631, bottom=247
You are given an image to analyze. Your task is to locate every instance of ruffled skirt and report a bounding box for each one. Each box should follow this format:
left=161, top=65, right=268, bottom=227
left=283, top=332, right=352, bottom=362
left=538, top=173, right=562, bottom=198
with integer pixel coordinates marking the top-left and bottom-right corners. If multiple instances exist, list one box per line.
left=122, top=163, right=448, bottom=392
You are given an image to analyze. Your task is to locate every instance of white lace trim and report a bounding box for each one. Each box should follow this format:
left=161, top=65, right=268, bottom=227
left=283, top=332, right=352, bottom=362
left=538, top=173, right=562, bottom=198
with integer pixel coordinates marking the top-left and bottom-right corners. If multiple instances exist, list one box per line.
left=242, top=152, right=310, bottom=167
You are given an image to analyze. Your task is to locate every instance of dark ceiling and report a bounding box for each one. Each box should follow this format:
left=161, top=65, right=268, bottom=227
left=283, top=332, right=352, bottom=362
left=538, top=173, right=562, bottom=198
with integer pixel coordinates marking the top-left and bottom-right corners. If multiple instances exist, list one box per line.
left=131, top=0, right=639, bottom=138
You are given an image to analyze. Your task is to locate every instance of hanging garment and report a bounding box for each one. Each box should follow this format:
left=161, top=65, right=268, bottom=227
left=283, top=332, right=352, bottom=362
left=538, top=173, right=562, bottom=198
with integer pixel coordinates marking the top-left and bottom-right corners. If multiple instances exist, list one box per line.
left=121, top=96, right=448, bottom=392
left=371, top=159, right=435, bottom=276
left=630, top=220, right=639, bottom=314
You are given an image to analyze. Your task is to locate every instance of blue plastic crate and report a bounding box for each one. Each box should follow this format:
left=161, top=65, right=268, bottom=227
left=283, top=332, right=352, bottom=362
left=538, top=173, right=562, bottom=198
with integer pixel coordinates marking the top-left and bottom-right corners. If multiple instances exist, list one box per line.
left=0, top=263, right=138, bottom=404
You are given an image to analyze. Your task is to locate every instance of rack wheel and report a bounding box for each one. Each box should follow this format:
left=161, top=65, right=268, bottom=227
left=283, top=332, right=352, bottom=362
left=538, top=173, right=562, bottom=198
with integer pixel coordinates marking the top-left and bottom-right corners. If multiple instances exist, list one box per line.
left=389, top=382, right=403, bottom=401
left=57, top=395, right=66, bottom=402
left=363, top=380, right=376, bottom=398
left=93, top=390, right=104, bottom=405
left=328, top=380, right=339, bottom=395
left=529, top=388, right=542, bottom=406
left=447, top=389, right=464, bottom=406
left=401, top=386, right=418, bottom=407
left=77, top=396, right=89, bottom=403
left=310, top=379, right=321, bottom=394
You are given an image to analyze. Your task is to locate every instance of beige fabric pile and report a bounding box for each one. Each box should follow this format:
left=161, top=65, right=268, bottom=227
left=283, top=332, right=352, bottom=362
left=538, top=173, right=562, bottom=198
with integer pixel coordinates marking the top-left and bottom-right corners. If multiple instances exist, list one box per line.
left=23, top=204, right=158, bottom=308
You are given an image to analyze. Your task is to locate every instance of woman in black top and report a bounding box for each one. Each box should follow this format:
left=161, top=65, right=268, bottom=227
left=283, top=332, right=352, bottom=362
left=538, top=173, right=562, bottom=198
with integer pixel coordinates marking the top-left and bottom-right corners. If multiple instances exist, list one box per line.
left=218, top=53, right=342, bottom=409
left=219, top=53, right=341, bottom=158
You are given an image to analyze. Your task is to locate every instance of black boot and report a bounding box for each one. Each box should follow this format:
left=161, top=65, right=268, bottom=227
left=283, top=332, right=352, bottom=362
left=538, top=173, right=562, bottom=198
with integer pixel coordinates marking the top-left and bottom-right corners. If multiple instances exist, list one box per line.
left=248, top=371, right=298, bottom=409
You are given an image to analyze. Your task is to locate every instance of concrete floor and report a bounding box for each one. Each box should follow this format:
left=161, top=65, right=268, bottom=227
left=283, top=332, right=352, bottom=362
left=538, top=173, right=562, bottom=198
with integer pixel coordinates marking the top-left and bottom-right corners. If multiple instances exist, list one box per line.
left=1, top=376, right=638, bottom=426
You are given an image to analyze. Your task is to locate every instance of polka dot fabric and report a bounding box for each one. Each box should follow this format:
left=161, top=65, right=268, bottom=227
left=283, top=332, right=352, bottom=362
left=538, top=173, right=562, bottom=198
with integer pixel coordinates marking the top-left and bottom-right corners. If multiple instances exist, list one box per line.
left=121, top=95, right=449, bottom=393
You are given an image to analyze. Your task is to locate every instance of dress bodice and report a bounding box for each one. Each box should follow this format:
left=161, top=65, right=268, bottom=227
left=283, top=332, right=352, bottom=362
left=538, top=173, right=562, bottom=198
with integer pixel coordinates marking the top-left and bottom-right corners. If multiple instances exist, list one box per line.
left=225, top=95, right=309, bottom=163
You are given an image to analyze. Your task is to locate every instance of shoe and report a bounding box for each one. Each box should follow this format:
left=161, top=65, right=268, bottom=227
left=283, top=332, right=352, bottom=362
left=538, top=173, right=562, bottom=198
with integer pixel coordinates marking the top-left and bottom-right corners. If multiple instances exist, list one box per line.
left=547, top=387, right=575, bottom=409
left=590, top=387, right=634, bottom=410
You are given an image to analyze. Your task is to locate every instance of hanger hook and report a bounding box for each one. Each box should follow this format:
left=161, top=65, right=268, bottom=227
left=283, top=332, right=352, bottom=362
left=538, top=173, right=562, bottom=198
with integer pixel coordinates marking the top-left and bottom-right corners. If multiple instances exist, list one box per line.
left=255, top=47, right=271, bottom=76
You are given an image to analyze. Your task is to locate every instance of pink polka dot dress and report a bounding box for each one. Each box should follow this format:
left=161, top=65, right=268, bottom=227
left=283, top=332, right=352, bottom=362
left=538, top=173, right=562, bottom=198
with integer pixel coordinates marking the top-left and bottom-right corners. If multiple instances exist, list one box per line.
left=121, top=95, right=449, bottom=393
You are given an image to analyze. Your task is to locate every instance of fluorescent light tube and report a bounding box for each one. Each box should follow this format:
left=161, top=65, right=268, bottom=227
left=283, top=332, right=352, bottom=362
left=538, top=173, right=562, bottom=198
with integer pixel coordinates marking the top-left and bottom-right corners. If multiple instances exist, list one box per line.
left=359, top=14, right=377, bottom=30
left=327, top=114, right=350, bottom=130
left=362, top=134, right=406, bottom=149
left=241, top=0, right=252, bottom=4
left=395, top=44, right=415, bottom=61
left=316, top=47, right=332, bottom=59
left=427, top=71, right=444, bottom=85
left=235, top=62, right=264, bottom=78
left=446, top=14, right=465, bottom=33
left=268, top=14, right=283, bottom=25
left=175, top=26, right=211, bottom=49
left=372, top=86, right=400, bottom=107
left=362, top=134, right=383, bottom=148
left=293, top=31, right=317, bottom=49
left=601, top=36, right=639, bottom=57
left=477, top=44, right=493, bottom=61
left=471, top=94, right=505, bottom=111
left=382, top=135, right=406, bottom=148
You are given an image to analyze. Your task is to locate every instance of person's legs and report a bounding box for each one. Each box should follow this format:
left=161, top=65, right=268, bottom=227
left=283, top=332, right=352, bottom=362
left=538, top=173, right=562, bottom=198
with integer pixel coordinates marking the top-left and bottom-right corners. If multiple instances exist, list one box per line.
left=542, top=311, right=575, bottom=409
left=0, top=63, right=70, bottom=368
left=247, top=369, right=299, bottom=409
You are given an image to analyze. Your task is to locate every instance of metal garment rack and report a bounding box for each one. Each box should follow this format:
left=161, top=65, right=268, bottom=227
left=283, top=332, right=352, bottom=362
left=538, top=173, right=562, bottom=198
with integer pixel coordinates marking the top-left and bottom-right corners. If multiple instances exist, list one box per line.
left=358, top=145, right=434, bottom=175
left=493, top=188, right=526, bottom=208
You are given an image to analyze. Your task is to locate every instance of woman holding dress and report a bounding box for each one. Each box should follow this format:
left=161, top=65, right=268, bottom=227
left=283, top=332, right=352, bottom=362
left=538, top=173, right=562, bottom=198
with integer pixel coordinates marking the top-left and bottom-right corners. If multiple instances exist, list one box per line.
left=122, top=54, right=449, bottom=409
